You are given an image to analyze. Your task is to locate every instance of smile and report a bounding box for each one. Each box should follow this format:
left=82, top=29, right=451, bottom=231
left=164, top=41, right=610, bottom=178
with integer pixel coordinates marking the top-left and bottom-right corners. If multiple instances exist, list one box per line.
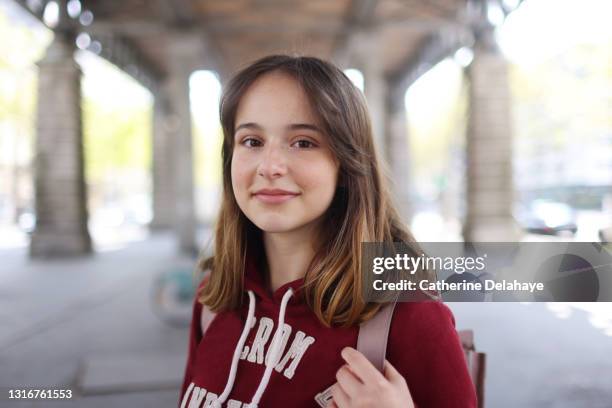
left=253, top=192, right=300, bottom=204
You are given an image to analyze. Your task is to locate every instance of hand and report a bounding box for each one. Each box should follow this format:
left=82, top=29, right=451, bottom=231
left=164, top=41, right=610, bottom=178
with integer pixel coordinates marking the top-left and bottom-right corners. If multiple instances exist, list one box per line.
left=328, top=347, right=415, bottom=408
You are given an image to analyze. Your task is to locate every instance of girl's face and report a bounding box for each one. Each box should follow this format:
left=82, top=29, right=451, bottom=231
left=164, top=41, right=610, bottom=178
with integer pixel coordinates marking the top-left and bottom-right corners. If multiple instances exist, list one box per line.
left=231, top=71, right=339, bottom=234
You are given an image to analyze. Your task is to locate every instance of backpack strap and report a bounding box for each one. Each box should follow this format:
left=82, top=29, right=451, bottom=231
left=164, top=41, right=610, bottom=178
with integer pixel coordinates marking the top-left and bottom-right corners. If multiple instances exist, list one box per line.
left=197, top=272, right=216, bottom=338
left=200, top=303, right=216, bottom=337
left=356, top=301, right=398, bottom=373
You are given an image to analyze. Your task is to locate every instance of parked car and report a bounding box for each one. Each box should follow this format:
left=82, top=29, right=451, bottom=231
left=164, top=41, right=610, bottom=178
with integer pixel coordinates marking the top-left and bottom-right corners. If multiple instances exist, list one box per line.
left=515, top=199, right=578, bottom=236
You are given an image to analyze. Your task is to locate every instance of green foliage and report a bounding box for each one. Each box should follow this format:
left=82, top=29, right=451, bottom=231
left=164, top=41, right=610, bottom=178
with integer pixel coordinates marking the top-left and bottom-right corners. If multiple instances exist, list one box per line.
left=0, top=9, right=51, bottom=151
left=510, top=42, right=612, bottom=144
left=82, top=97, right=152, bottom=183
left=408, top=60, right=468, bottom=190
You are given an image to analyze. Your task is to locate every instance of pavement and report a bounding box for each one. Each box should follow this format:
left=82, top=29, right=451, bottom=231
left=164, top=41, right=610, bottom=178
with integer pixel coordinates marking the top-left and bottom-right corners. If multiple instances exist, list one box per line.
left=0, top=231, right=194, bottom=408
left=450, top=302, right=612, bottom=408
left=1, top=231, right=612, bottom=408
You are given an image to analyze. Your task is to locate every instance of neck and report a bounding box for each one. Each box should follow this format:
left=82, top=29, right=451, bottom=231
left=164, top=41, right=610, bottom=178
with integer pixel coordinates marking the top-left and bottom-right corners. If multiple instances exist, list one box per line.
left=262, top=224, right=319, bottom=293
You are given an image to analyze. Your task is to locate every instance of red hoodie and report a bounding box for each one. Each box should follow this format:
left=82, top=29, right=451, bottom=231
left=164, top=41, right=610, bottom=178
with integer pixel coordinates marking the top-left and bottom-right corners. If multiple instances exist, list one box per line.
left=179, top=253, right=478, bottom=408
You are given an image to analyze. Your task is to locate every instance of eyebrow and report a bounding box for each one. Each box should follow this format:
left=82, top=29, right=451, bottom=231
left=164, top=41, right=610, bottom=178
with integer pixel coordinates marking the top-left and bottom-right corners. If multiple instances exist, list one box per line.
left=234, top=122, right=323, bottom=134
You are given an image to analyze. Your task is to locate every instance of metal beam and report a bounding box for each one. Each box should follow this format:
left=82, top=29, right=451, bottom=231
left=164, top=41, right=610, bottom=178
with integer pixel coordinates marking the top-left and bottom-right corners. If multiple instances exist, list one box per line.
left=86, top=19, right=340, bottom=36
left=12, top=0, right=164, bottom=93
left=92, top=33, right=163, bottom=94
left=155, top=0, right=197, bottom=27
left=385, top=0, right=526, bottom=106
left=386, top=28, right=472, bottom=106
left=375, top=15, right=470, bottom=33
left=12, top=0, right=45, bottom=21
left=332, top=0, right=379, bottom=65
left=85, top=20, right=167, bottom=36
left=153, top=0, right=228, bottom=81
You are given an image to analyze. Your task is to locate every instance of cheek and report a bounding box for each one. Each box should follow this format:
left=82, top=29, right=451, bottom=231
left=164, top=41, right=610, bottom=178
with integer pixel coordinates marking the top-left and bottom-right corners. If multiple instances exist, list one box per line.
left=299, top=157, right=338, bottom=199
left=231, top=152, right=251, bottom=198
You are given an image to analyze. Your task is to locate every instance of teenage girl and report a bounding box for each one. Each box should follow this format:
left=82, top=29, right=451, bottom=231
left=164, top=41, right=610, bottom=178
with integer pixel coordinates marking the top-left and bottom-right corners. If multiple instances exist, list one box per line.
left=179, top=55, right=477, bottom=408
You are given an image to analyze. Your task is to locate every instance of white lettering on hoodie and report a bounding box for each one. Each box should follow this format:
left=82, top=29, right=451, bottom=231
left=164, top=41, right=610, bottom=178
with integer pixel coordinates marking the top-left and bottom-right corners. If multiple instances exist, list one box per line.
left=239, top=316, right=315, bottom=380
left=181, top=383, right=243, bottom=408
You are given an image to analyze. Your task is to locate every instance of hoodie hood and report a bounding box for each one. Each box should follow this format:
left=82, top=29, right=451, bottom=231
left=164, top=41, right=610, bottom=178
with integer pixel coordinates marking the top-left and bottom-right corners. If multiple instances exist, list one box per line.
left=209, top=248, right=309, bottom=408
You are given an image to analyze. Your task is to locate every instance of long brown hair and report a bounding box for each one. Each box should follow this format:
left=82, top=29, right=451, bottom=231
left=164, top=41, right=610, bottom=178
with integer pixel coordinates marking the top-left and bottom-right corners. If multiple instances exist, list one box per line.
left=198, top=54, right=436, bottom=328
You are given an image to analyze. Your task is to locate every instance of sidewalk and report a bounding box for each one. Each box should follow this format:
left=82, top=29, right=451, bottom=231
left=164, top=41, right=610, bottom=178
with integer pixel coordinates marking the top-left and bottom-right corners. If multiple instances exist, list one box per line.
left=449, top=302, right=612, bottom=408
left=0, top=231, right=196, bottom=407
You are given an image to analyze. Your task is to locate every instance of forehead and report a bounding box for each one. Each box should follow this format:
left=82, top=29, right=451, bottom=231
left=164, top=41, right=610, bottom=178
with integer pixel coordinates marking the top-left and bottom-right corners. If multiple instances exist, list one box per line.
left=235, top=71, right=320, bottom=128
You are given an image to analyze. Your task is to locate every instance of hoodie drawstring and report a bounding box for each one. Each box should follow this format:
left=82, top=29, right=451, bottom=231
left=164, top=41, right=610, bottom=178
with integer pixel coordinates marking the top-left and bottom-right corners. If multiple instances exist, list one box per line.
left=212, top=290, right=256, bottom=408
left=212, top=287, right=294, bottom=408
left=247, top=287, right=293, bottom=407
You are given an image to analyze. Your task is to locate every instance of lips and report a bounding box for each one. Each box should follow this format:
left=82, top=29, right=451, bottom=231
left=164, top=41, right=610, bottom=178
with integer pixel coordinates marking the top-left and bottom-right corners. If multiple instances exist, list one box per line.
left=252, top=189, right=300, bottom=204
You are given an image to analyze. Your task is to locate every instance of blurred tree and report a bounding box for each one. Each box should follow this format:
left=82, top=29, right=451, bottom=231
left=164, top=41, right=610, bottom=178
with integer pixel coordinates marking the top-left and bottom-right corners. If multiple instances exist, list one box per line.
left=0, top=9, right=50, bottom=222
left=0, top=11, right=46, bottom=145
left=82, top=98, right=151, bottom=183
left=407, top=59, right=468, bottom=207
left=511, top=42, right=612, bottom=145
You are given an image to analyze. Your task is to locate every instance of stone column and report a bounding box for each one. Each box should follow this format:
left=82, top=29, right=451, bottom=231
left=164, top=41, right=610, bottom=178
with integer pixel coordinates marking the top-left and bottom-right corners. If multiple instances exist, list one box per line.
left=30, top=33, right=92, bottom=257
left=150, top=93, right=175, bottom=230
left=166, top=36, right=199, bottom=255
left=463, top=25, right=521, bottom=241
left=385, top=89, right=413, bottom=227
left=352, top=29, right=386, bottom=156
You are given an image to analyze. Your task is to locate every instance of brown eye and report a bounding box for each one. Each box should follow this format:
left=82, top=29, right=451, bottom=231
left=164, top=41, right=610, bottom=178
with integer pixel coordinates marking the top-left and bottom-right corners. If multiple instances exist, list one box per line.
left=242, top=138, right=262, bottom=148
left=292, top=139, right=316, bottom=149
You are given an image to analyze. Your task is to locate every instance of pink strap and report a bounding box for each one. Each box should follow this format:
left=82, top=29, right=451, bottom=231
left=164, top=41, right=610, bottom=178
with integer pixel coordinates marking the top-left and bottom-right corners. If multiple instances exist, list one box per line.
left=356, top=301, right=397, bottom=372
left=200, top=304, right=216, bottom=337
left=198, top=271, right=216, bottom=337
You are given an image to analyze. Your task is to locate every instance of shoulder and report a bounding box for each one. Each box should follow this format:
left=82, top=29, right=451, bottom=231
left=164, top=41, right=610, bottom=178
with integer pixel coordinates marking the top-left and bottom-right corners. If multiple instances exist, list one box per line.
left=389, top=300, right=457, bottom=344
left=386, top=301, right=477, bottom=407
left=385, top=300, right=466, bottom=377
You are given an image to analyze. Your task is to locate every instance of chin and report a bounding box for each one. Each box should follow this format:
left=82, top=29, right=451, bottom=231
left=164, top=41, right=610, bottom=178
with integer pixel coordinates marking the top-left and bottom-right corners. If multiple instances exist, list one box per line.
left=253, top=220, right=299, bottom=233
left=249, top=214, right=309, bottom=234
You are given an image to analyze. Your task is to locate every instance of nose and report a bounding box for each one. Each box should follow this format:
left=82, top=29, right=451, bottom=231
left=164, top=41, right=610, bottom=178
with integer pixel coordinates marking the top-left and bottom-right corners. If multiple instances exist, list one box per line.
left=257, top=141, right=288, bottom=179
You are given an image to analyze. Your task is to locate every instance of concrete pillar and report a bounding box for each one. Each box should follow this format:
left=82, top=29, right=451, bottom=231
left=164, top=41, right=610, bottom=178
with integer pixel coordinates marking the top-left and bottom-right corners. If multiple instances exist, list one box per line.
left=463, top=25, right=521, bottom=241
left=385, top=90, right=413, bottom=226
left=166, top=36, right=198, bottom=255
left=150, top=93, right=175, bottom=230
left=352, top=29, right=386, bottom=155
left=30, top=33, right=92, bottom=257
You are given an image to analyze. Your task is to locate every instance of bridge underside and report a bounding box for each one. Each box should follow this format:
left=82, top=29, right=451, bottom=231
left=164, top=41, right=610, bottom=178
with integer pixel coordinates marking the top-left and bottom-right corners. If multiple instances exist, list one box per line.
left=13, top=0, right=523, bottom=256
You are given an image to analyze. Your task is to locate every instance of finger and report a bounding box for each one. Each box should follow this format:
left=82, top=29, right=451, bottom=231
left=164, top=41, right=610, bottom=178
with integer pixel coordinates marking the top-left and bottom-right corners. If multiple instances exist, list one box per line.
left=335, top=364, right=362, bottom=396
left=340, top=347, right=387, bottom=385
left=326, top=400, right=338, bottom=408
left=330, top=382, right=351, bottom=408
left=384, top=359, right=409, bottom=389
